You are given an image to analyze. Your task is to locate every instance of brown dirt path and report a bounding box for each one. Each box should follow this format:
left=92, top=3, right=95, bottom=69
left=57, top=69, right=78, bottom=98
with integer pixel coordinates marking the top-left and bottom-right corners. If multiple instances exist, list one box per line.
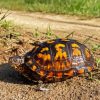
left=3, top=11, right=100, bottom=31
left=1, top=11, right=100, bottom=44
left=0, top=11, right=100, bottom=100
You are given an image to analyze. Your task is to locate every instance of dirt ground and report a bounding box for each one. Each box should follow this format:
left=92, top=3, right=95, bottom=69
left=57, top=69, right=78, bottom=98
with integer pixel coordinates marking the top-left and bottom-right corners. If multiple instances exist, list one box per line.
left=0, top=11, right=100, bottom=100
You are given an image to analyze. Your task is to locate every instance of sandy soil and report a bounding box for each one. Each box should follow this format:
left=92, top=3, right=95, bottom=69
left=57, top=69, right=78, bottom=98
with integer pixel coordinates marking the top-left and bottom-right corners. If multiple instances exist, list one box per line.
left=0, top=11, right=100, bottom=100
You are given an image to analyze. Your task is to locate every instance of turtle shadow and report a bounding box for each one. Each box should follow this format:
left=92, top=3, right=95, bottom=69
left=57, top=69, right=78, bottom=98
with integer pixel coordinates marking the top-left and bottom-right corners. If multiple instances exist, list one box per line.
left=0, top=63, right=36, bottom=85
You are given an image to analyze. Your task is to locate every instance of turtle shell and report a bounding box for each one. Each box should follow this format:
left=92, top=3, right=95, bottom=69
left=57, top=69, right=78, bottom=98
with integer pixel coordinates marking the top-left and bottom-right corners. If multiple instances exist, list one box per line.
left=25, top=38, right=96, bottom=82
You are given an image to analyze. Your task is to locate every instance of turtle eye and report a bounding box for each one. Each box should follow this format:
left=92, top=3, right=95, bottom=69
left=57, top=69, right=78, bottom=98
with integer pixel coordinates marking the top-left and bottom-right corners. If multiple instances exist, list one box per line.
left=13, top=59, right=17, bottom=63
left=12, top=58, right=18, bottom=64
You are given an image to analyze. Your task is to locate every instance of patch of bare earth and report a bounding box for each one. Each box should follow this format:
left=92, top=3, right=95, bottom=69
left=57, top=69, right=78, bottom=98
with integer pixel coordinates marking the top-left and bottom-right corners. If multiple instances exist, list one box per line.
left=0, top=11, right=100, bottom=100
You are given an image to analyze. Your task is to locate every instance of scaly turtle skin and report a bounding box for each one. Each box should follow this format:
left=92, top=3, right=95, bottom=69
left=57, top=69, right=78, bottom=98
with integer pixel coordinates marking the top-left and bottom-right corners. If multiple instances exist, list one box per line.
left=9, top=38, right=96, bottom=83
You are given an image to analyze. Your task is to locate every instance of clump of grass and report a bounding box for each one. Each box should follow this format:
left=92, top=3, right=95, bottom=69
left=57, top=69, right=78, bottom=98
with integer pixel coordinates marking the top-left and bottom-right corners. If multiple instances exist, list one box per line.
left=0, top=0, right=100, bottom=17
left=45, top=26, right=61, bottom=39
left=91, top=44, right=100, bottom=75
left=96, top=58, right=100, bottom=67
left=33, top=28, right=40, bottom=38
left=0, top=12, right=21, bottom=46
left=0, top=20, right=21, bottom=38
left=92, top=44, right=100, bottom=52
left=45, top=26, right=53, bottom=37
left=0, top=20, right=13, bottom=30
left=0, top=9, right=12, bottom=30
left=32, top=27, right=56, bottom=40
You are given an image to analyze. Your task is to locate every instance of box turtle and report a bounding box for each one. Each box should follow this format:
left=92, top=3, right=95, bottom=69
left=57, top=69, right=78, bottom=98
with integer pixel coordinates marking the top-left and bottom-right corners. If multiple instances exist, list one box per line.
left=9, top=38, right=96, bottom=83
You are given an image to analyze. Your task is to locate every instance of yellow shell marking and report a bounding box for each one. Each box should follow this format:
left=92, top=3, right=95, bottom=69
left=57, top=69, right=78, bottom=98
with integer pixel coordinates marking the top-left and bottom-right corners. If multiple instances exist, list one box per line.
left=41, top=47, right=49, bottom=52
left=44, top=64, right=51, bottom=70
left=31, top=65, right=37, bottom=71
left=44, top=54, right=51, bottom=61
left=63, top=52, right=67, bottom=58
left=27, top=59, right=33, bottom=65
left=53, top=61, right=61, bottom=71
left=37, top=53, right=51, bottom=61
left=47, top=64, right=51, bottom=70
left=66, top=61, right=71, bottom=68
left=55, top=44, right=65, bottom=50
left=61, top=62, right=66, bottom=70
left=55, top=44, right=67, bottom=60
left=72, top=48, right=81, bottom=56
left=37, top=53, right=43, bottom=58
left=85, top=48, right=91, bottom=59
left=39, top=70, right=45, bottom=77
left=55, top=51, right=67, bottom=60
left=71, top=43, right=79, bottom=48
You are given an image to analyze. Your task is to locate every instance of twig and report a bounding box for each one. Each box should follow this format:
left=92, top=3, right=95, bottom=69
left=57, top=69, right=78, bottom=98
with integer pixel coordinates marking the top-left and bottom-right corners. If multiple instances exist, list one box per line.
left=0, top=10, right=11, bottom=21
left=65, top=31, right=75, bottom=38
left=83, top=34, right=94, bottom=44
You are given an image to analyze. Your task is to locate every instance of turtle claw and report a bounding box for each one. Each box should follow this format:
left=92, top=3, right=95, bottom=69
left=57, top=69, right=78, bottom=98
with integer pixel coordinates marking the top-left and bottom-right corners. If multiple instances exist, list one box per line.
left=36, top=87, right=49, bottom=91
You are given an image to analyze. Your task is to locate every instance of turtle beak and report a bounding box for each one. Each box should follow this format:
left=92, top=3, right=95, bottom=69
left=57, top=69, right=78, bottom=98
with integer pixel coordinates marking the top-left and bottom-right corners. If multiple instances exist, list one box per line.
left=9, top=56, right=24, bottom=66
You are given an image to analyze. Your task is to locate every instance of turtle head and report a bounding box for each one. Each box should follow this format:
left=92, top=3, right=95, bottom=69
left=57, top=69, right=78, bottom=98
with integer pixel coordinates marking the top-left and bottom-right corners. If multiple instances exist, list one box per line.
left=9, top=56, right=24, bottom=67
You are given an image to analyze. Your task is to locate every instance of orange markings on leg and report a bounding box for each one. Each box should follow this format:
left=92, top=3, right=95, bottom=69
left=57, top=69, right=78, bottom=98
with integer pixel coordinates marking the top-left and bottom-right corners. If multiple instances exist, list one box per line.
left=64, top=70, right=74, bottom=77
left=47, top=72, right=54, bottom=78
left=87, top=66, right=92, bottom=72
left=56, top=72, right=63, bottom=78
left=78, top=68, right=84, bottom=74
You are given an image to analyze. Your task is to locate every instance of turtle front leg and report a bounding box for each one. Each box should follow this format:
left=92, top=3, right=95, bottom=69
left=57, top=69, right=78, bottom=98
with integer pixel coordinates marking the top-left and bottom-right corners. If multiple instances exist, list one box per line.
left=86, top=72, right=93, bottom=80
left=35, top=81, right=49, bottom=91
